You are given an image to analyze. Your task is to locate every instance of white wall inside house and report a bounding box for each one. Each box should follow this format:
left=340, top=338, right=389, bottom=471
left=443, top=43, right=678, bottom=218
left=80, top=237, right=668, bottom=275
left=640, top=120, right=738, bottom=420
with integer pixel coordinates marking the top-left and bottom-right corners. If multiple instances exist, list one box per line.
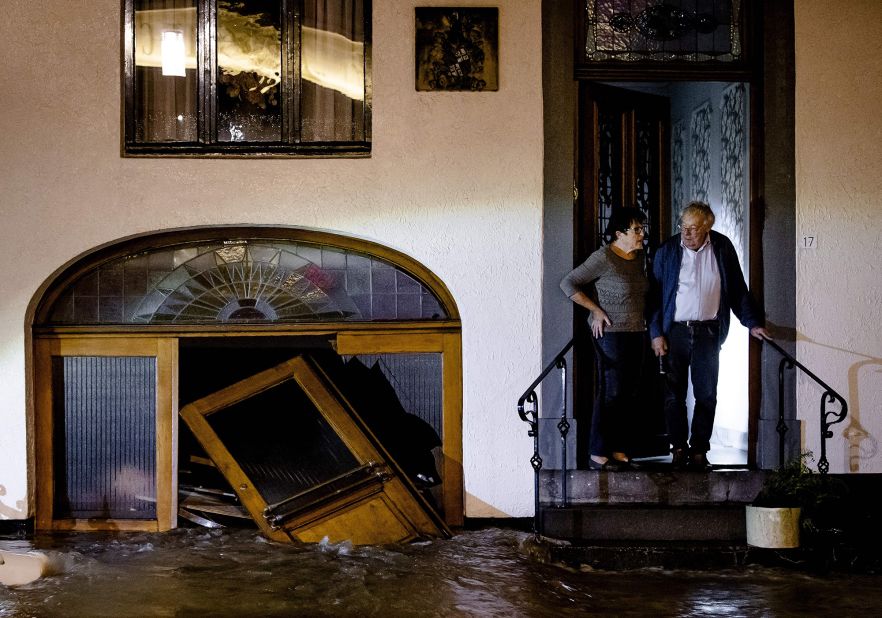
left=668, top=81, right=751, bottom=462
left=795, top=0, right=882, bottom=473
left=0, top=1, right=544, bottom=519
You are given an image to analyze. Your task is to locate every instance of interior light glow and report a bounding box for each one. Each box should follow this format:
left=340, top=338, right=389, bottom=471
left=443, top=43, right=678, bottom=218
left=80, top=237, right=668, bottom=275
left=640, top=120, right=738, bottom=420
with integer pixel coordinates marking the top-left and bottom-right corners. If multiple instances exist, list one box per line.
left=136, top=8, right=364, bottom=100
left=161, top=30, right=186, bottom=77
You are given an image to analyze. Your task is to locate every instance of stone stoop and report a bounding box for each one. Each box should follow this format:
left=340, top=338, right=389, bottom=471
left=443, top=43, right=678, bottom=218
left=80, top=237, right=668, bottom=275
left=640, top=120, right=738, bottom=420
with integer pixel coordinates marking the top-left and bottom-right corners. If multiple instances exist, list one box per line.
left=537, top=468, right=767, bottom=543
left=529, top=472, right=882, bottom=572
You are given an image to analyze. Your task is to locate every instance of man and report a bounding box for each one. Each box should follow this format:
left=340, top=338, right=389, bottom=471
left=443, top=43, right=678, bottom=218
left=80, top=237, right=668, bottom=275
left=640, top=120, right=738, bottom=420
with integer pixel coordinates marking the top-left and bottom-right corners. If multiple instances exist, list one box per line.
left=649, top=202, right=770, bottom=470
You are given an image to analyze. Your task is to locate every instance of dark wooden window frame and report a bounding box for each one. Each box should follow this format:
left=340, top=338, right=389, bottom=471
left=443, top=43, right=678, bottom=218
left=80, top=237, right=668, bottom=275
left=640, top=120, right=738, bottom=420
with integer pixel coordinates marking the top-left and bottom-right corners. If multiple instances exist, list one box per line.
left=122, top=0, right=373, bottom=157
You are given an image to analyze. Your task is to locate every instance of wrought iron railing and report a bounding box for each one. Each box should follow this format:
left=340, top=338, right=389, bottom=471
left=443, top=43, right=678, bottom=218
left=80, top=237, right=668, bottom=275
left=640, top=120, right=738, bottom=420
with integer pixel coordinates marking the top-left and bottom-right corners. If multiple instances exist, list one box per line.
left=516, top=338, right=573, bottom=536
left=764, top=338, right=848, bottom=474
left=516, top=336, right=848, bottom=535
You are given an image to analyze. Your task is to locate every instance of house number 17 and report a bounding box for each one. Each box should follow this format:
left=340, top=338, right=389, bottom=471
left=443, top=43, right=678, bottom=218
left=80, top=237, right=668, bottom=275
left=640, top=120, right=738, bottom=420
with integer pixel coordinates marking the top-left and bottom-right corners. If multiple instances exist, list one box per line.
left=800, top=234, right=818, bottom=250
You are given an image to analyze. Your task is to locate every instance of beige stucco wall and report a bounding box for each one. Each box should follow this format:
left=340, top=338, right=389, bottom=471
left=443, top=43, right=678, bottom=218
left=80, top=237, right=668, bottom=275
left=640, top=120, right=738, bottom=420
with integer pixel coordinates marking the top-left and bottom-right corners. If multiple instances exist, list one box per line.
left=795, top=1, right=882, bottom=473
left=0, top=1, right=543, bottom=519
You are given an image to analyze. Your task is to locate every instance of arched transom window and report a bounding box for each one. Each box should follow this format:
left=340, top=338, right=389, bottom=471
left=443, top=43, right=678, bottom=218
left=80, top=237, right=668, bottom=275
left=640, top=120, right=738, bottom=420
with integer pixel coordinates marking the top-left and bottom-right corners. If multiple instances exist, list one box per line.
left=40, top=236, right=450, bottom=325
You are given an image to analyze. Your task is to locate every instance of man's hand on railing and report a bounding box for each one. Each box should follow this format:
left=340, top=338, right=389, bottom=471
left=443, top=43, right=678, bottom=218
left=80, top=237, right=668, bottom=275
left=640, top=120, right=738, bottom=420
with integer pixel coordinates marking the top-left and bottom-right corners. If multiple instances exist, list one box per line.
left=750, top=326, right=771, bottom=340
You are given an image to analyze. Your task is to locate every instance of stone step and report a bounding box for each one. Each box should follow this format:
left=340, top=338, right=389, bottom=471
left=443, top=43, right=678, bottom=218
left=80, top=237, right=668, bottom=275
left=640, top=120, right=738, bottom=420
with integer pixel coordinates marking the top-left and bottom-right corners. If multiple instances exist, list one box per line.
left=540, top=504, right=748, bottom=543
left=540, top=468, right=767, bottom=506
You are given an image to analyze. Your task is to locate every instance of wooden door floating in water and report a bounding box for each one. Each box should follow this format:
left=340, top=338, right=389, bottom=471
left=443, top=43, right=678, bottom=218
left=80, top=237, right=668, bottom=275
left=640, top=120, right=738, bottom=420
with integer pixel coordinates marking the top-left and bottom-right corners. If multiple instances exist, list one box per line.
left=179, top=355, right=451, bottom=545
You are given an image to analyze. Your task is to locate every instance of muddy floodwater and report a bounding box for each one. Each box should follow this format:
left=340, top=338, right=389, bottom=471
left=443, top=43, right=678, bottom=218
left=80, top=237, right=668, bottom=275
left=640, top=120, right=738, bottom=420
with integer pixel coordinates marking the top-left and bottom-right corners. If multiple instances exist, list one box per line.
left=3, top=526, right=882, bottom=617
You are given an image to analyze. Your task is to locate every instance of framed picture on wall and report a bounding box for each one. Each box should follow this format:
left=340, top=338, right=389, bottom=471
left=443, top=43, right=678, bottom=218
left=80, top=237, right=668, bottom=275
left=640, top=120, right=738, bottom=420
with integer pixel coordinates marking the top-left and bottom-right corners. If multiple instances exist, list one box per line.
left=415, top=7, right=499, bottom=92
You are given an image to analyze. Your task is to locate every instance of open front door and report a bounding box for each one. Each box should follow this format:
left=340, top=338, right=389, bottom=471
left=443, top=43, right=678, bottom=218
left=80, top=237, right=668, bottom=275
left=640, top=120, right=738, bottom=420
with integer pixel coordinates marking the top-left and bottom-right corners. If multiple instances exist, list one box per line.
left=577, top=82, right=669, bottom=258
left=574, top=82, right=671, bottom=460
left=180, top=354, right=451, bottom=545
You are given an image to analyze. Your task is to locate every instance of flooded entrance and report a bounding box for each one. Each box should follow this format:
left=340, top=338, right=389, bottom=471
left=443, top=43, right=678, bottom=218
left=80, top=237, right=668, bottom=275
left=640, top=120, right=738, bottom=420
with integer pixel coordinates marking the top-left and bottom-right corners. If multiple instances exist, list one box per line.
left=178, top=350, right=449, bottom=544
left=4, top=526, right=882, bottom=616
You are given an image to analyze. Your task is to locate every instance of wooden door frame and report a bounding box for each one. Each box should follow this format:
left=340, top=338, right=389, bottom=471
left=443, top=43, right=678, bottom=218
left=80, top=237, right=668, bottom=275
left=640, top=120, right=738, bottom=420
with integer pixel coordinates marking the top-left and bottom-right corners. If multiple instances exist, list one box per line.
left=573, top=81, right=672, bottom=465
left=26, top=226, right=465, bottom=529
left=573, top=75, right=763, bottom=468
left=32, top=324, right=464, bottom=529
left=33, top=336, right=179, bottom=531
left=568, top=0, right=778, bottom=471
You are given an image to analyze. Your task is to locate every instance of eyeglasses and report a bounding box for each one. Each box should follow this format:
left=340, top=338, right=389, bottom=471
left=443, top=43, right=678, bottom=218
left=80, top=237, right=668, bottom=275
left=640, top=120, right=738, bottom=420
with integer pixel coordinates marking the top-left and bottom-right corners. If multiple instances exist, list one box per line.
left=677, top=224, right=704, bottom=234
left=626, top=226, right=646, bottom=235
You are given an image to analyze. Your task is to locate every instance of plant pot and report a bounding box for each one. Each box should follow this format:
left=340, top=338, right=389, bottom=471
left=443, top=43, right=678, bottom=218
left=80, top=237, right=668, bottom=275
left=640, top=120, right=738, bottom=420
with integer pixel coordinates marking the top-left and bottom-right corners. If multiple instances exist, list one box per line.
left=745, top=506, right=801, bottom=548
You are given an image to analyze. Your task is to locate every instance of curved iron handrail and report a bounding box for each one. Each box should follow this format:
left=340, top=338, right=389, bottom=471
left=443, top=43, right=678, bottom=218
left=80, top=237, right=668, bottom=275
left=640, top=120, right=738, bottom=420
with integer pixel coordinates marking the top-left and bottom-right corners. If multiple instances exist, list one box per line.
left=517, top=339, right=575, bottom=417
left=517, top=338, right=574, bottom=536
left=764, top=338, right=848, bottom=474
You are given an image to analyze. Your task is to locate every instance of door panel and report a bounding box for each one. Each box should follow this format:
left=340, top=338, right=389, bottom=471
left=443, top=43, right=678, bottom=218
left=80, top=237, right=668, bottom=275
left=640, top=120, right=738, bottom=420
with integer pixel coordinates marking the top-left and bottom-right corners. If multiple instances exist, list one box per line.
left=179, top=354, right=451, bottom=545
left=578, top=82, right=669, bottom=258
left=34, top=337, right=178, bottom=531
left=575, top=82, right=670, bottom=460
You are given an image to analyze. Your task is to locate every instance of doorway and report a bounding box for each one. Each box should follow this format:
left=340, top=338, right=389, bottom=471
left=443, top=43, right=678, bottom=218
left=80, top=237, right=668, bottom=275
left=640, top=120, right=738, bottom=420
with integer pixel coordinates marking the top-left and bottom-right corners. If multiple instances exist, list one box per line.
left=575, top=80, right=752, bottom=466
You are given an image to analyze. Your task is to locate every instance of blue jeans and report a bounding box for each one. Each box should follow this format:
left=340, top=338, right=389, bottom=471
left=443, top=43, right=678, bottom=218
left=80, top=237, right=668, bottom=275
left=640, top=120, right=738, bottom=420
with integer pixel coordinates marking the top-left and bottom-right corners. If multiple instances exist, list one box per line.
left=590, top=331, right=647, bottom=457
left=663, top=321, right=721, bottom=454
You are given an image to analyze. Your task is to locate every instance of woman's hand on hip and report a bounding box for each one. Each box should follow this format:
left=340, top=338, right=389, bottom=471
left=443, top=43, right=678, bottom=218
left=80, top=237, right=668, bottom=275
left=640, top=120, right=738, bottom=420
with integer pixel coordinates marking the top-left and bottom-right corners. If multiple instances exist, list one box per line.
left=591, top=310, right=611, bottom=338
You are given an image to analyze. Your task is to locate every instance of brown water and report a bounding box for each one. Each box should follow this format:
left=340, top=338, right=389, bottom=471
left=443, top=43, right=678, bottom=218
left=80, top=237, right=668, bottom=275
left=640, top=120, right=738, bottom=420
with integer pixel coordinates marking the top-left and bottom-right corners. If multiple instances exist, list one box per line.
left=2, top=526, right=882, bottom=617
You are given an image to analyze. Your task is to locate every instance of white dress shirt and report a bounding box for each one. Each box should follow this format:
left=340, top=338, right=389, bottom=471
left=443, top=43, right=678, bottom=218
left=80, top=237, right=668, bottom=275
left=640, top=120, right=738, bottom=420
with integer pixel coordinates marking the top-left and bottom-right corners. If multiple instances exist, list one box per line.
left=674, top=236, right=721, bottom=322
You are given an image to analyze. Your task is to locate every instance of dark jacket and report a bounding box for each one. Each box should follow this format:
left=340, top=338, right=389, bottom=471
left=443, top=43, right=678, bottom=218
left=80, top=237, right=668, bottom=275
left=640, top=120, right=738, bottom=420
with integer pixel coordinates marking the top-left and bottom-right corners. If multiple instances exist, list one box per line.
left=648, top=230, right=763, bottom=344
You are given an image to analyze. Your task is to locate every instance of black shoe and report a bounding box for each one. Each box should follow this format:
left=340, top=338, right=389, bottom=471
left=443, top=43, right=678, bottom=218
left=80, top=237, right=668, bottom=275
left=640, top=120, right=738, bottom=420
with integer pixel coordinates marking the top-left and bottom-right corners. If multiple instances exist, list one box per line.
left=589, top=457, right=624, bottom=471
left=689, top=452, right=712, bottom=470
left=671, top=448, right=688, bottom=470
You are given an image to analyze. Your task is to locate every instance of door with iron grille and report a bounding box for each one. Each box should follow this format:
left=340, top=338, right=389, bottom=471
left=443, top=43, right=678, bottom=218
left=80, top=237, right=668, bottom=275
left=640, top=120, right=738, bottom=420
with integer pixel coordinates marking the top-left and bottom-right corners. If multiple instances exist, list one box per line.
left=574, top=82, right=670, bottom=461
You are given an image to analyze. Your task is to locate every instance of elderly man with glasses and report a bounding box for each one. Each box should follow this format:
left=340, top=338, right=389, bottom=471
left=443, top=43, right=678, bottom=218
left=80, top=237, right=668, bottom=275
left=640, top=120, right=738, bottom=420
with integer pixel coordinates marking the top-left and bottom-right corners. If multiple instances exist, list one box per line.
left=648, top=201, right=770, bottom=470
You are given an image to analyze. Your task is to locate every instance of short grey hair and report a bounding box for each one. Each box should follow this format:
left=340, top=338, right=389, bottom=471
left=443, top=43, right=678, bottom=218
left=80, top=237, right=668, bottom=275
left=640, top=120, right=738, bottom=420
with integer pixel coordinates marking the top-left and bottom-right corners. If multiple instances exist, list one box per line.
left=679, top=201, right=715, bottom=229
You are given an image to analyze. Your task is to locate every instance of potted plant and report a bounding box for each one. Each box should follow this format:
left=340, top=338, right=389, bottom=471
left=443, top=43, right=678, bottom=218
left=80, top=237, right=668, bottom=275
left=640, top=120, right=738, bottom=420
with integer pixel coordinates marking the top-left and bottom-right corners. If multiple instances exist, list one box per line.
left=746, top=452, right=844, bottom=549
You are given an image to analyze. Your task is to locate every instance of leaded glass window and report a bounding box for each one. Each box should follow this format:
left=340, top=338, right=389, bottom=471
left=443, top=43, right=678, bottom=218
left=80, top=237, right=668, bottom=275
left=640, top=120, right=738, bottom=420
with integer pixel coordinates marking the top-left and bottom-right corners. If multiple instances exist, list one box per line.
left=596, top=110, right=619, bottom=247
left=583, top=0, right=742, bottom=63
left=126, top=0, right=371, bottom=156
left=45, top=240, right=446, bottom=325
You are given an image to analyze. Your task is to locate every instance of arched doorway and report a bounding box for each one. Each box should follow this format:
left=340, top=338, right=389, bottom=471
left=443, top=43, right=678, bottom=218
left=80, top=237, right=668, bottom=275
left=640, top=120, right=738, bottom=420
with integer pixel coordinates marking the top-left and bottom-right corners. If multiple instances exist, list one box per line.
left=28, top=227, right=463, bottom=533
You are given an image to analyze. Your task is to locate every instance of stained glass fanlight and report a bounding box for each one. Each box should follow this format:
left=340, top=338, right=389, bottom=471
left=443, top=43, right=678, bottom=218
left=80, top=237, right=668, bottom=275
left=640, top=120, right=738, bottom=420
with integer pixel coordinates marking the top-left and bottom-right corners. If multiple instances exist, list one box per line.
left=44, top=239, right=447, bottom=325
left=584, top=0, right=742, bottom=63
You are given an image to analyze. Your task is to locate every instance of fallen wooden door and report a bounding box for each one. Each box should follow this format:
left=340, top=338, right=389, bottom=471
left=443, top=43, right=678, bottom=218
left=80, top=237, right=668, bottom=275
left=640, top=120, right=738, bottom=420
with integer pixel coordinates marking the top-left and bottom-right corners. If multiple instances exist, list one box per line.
left=179, top=355, right=451, bottom=545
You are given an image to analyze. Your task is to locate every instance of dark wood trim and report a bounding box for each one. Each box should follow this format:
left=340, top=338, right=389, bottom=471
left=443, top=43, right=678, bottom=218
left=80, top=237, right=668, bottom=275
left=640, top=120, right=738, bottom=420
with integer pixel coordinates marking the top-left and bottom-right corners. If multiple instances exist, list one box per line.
left=572, top=81, right=596, bottom=468
left=122, top=142, right=371, bottom=157
left=363, top=0, right=373, bottom=142
left=122, top=0, right=135, bottom=147
left=34, top=322, right=462, bottom=338
left=746, top=5, right=765, bottom=470
left=284, top=0, right=301, bottom=143
left=575, top=66, right=753, bottom=82
left=201, top=0, right=216, bottom=143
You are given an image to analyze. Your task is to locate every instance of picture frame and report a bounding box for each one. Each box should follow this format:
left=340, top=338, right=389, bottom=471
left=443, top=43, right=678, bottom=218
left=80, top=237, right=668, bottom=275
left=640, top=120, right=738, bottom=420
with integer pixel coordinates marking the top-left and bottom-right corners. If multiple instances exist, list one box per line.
left=415, top=7, right=499, bottom=92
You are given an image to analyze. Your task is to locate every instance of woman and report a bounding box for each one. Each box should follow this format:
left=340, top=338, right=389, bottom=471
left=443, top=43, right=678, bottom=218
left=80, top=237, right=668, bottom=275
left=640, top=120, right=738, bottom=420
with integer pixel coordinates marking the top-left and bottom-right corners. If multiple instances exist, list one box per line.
left=560, top=207, right=649, bottom=470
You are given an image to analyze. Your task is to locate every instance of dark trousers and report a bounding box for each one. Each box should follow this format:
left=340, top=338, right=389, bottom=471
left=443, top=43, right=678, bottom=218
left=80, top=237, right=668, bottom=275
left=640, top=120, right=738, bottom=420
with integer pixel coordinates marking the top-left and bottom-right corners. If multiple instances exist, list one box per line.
left=590, top=331, right=647, bottom=457
left=663, top=321, right=721, bottom=454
